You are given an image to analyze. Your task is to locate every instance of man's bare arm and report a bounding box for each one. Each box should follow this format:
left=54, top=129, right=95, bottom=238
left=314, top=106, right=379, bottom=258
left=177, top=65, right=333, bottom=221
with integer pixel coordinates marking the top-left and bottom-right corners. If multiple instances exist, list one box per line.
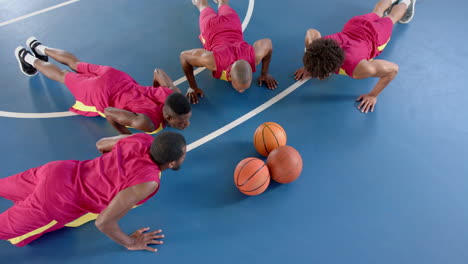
left=294, top=29, right=322, bottom=80
left=96, top=134, right=132, bottom=154
left=104, top=107, right=155, bottom=134
left=253, top=38, right=278, bottom=89
left=95, top=182, right=164, bottom=252
left=153, top=68, right=181, bottom=93
left=179, top=49, right=216, bottom=103
left=353, top=59, right=399, bottom=113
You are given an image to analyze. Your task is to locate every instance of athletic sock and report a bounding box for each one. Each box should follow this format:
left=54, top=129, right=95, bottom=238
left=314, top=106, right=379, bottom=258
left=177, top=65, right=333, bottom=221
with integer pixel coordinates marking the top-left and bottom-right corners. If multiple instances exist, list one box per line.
left=24, top=53, right=38, bottom=66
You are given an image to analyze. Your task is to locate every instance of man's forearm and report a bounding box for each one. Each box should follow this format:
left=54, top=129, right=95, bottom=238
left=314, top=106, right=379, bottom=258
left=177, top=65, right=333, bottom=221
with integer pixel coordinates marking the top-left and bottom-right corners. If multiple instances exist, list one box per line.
left=182, top=61, right=199, bottom=90
left=104, top=108, right=133, bottom=134
left=97, top=221, right=134, bottom=249
left=369, top=73, right=397, bottom=97
left=261, top=50, right=273, bottom=75
left=153, top=69, right=175, bottom=89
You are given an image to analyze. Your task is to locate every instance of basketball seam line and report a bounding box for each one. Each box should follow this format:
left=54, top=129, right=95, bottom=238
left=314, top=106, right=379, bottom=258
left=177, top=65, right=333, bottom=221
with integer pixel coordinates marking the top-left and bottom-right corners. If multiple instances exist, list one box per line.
left=236, top=158, right=256, bottom=186
left=237, top=163, right=267, bottom=187
left=243, top=172, right=270, bottom=192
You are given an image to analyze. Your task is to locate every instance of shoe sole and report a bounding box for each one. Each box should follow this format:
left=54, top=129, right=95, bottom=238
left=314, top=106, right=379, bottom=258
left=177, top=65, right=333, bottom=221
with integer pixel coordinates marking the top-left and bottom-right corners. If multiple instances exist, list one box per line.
left=399, top=0, right=416, bottom=24
left=14, top=46, right=37, bottom=77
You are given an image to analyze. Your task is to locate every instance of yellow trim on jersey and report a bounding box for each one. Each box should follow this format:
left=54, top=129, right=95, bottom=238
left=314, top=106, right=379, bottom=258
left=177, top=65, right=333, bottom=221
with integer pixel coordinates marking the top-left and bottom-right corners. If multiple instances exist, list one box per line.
left=65, top=205, right=143, bottom=228
left=378, top=38, right=391, bottom=51
left=338, top=68, right=349, bottom=76
left=8, top=220, right=58, bottom=245
left=72, top=101, right=163, bottom=135
left=65, top=213, right=99, bottom=227
left=200, top=36, right=206, bottom=45
left=71, top=101, right=105, bottom=117
left=146, top=123, right=164, bottom=135
left=219, top=70, right=229, bottom=81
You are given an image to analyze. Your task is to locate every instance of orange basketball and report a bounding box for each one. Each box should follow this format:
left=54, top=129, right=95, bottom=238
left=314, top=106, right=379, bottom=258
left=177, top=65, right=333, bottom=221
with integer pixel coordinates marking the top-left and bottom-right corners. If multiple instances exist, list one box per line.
left=253, top=122, right=287, bottom=157
left=234, top=157, right=270, bottom=196
left=266, top=146, right=303, bottom=184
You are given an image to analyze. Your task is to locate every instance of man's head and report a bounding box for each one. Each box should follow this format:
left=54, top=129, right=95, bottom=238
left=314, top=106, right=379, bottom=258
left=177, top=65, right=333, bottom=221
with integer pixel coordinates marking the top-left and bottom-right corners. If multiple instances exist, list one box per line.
left=230, top=60, right=252, bottom=93
left=303, top=38, right=345, bottom=80
left=163, top=93, right=192, bottom=130
left=150, top=131, right=187, bottom=171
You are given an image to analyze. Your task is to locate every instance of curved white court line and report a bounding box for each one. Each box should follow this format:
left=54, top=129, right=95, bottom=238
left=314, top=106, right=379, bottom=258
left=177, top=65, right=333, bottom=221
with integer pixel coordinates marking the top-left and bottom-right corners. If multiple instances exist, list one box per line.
left=0, top=0, right=80, bottom=27
left=0, top=0, right=255, bottom=118
left=187, top=79, right=308, bottom=152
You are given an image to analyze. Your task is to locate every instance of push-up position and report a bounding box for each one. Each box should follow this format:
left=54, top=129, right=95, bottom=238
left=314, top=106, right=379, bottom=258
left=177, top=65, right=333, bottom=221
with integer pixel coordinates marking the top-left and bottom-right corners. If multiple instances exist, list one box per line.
left=295, top=0, right=416, bottom=113
left=15, top=37, right=192, bottom=133
left=0, top=132, right=186, bottom=251
left=181, top=0, right=278, bottom=104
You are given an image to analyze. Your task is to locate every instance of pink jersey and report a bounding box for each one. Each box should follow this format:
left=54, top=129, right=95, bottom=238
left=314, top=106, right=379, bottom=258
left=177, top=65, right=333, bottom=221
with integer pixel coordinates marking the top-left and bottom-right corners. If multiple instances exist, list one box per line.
left=0, top=134, right=161, bottom=246
left=199, top=6, right=256, bottom=81
left=323, top=13, right=394, bottom=77
left=71, top=134, right=161, bottom=213
left=65, top=63, right=173, bottom=131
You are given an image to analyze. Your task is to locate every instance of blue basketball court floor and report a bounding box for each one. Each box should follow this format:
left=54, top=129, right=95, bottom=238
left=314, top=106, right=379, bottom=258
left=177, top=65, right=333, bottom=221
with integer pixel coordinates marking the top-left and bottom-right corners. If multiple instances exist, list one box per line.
left=0, top=0, right=467, bottom=263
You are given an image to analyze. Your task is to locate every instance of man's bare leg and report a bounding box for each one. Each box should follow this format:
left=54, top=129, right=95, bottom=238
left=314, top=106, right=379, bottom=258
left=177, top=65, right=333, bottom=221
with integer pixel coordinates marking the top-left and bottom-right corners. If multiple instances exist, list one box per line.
left=373, top=0, right=394, bottom=17
left=386, top=2, right=409, bottom=24
left=213, top=0, right=229, bottom=8
left=193, top=0, right=209, bottom=11
left=31, top=46, right=81, bottom=83
left=42, top=48, right=80, bottom=71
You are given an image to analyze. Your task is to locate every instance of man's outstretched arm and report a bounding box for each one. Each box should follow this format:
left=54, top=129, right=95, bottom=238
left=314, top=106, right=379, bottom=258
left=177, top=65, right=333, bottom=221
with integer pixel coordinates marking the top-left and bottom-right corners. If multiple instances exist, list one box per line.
left=179, top=48, right=216, bottom=104
left=95, top=182, right=164, bottom=252
left=353, top=59, right=399, bottom=113
left=253, top=38, right=278, bottom=89
left=104, top=108, right=155, bottom=134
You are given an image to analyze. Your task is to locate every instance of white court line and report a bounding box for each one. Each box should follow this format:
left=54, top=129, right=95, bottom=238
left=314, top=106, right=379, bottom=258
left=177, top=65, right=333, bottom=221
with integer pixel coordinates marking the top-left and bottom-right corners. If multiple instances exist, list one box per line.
left=0, top=0, right=80, bottom=27
left=0, top=0, right=255, bottom=118
left=187, top=79, right=309, bottom=152
left=0, top=111, right=78, bottom=118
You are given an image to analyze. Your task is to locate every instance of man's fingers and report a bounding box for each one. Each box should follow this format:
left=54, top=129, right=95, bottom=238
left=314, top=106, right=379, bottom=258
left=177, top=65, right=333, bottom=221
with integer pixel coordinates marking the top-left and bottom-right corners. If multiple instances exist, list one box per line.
left=358, top=100, right=365, bottom=109
left=149, top=230, right=163, bottom=236
left=362, top=102, right=370, bottom=113
left=149, top=240, right=164, bottom=245
left=144, top=246, right=157, bottom=252
left=269, top=80, right=277, bottom=89
left=356, top=95, right=364, bottom=102
left=371, top=103, right=375, bottom=112
left=136, top=227, right=150, bottom=234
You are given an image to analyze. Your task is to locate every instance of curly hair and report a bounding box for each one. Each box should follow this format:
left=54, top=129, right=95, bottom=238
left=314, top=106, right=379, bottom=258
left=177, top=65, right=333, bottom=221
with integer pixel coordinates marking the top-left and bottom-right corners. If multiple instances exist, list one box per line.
left=303, top=38, right=345, bottom=79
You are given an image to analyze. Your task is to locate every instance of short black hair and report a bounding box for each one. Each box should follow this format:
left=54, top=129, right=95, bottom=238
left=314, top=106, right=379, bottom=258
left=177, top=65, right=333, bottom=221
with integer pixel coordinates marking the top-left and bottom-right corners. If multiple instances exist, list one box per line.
left=165, top=93, right=191, bottom=116
left=150, top=131, right=186, bottom=165
left=303, top=38, right=345, bottom=79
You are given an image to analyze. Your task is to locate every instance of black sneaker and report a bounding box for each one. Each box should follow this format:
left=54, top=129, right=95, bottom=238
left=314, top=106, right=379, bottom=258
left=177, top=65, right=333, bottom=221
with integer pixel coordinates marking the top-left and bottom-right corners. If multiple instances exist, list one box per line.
left=384, top=0, right=400, bottom=16
left=26, top=36, right=48, bottom=62
left=15, top=46, right=37, bottom=76
left=399, top=0, right=416, bottom=24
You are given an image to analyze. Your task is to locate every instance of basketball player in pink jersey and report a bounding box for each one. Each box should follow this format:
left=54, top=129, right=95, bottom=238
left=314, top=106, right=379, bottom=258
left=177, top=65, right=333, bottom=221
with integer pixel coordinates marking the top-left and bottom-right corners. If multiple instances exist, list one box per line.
left=180, top=0, right=278, bottom=104
left=0, top=131, right=186, bottom=251
left=294, top=0, right=416, bottom=113
left=15, top=38, right=192, bottom=134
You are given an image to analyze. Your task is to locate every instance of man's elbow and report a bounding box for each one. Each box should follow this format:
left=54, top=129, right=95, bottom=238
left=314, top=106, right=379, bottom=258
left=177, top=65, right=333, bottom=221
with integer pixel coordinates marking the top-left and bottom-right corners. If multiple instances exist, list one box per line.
left=388, top=64, right=399, bottom=79
left=95, top=218, right=106, bottom=232
left=104, top=107, right=114, bottom=117
left=180, top=52, right=189, bottom=64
